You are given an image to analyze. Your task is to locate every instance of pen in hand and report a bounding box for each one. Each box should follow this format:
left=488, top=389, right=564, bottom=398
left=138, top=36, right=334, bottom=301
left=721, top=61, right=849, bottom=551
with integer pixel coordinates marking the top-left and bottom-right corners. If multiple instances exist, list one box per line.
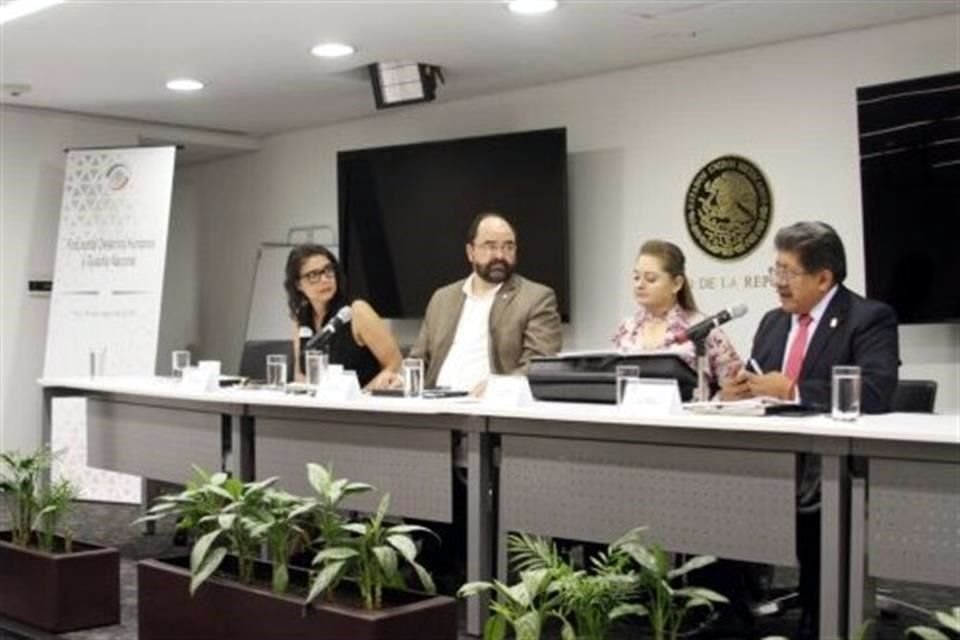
left=748, top=358, right=764, bottom=375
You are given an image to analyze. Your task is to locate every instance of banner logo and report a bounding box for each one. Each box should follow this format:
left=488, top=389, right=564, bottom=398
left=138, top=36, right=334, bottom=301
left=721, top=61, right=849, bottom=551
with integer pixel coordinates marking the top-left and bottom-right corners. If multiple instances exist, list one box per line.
left=106, top=163, right=132, bottom=190
left=685, top=155, right=772, bottom=260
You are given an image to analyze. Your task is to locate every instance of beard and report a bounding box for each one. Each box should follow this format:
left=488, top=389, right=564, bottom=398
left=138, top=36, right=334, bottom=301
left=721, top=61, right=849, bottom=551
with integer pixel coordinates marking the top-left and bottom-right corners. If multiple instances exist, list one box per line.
left=475, top=258, right=514, bottom=284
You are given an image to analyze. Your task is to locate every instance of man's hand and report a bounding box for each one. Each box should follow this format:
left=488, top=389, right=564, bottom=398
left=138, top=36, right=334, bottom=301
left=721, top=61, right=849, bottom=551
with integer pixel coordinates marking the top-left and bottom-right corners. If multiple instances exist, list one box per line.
left=746, top=372, right=795, bottom=400
left=470, top=379, right=488, bottom=398
left=719, top=370, right=752, bottom=400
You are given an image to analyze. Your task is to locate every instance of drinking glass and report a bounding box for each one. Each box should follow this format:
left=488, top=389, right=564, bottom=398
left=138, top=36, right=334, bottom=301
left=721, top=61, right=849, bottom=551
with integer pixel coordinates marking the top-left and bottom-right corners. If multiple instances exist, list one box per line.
left=266, top=354, right=288, bottom=389
left=171, top=350, right=191, bottom=378
left=615, top=365, right=641, bottom=405
left=305, top=350, right=328, bottom=387
left=89, top=347, right=107, bottom=378
left=831, top=365, right=861, bottom=420
left=402, top=358, right=424, bottom=398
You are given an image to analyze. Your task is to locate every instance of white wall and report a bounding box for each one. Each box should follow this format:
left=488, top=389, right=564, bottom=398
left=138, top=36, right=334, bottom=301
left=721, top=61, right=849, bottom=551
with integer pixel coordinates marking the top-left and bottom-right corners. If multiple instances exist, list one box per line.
left=185, top=14, right=959, bottom=411
left=0, top=108, right=203, bottom=452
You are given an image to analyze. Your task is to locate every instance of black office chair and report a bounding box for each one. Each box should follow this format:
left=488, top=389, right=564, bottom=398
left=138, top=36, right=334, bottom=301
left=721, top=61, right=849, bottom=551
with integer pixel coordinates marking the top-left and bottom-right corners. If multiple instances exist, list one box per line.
left=239, top=340, right=295, bottom=381
left=890, top=379, right=938, bottom=413
left=875, top=379, right=938, bottom=619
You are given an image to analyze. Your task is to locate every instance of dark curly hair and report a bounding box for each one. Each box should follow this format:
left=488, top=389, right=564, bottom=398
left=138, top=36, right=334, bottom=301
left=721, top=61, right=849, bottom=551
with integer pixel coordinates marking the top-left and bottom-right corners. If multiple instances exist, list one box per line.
left=283, top=244, right=348, bottom=329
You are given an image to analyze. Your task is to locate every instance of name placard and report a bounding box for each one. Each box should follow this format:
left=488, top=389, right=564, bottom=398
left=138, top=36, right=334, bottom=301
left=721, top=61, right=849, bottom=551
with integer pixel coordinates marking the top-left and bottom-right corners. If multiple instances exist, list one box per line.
left=620, top=378, right=683, bottom=416
left=483, top=375, right=534, bottom=407
left=181, top=366, right=218, bottom=393
left=314, top=370, right=362, bottom=401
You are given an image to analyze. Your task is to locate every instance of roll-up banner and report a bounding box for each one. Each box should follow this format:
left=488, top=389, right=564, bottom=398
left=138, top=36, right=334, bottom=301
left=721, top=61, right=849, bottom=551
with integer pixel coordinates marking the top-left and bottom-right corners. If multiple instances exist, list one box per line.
left=44, top=146, right=176, bottom=502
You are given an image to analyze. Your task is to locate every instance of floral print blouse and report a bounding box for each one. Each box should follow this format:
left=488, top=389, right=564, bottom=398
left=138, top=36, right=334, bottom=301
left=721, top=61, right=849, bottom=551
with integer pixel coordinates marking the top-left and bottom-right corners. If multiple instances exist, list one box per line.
left=611, top=304, right=744, bottom=388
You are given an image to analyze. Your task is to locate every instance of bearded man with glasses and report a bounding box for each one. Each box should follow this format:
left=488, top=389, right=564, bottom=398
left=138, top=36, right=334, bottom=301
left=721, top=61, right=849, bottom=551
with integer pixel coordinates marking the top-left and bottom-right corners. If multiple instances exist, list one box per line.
left=409, top=211, right=562, bottom=395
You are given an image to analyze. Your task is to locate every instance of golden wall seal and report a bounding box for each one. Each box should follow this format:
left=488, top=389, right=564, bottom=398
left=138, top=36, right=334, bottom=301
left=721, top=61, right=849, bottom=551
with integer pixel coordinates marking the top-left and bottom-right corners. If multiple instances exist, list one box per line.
left=685, top=155, right=772, bottom=260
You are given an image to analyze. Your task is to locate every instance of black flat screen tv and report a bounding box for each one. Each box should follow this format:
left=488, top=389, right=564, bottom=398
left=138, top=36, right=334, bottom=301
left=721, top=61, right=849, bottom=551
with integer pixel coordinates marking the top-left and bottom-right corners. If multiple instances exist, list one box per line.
left=857, top=71, right=960, bottom=324
left=338, top=128, right=569, bottom=319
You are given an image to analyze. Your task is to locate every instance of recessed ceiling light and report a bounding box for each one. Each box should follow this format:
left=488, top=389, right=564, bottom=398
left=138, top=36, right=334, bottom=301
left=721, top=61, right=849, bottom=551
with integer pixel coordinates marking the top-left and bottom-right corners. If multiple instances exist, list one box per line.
left=506, top=0, right=558, bottom=15
left=0, top=0, right=65, bottom=25
left=166, top=79, right=204, bottom=92
left=310, top=43, right=356, bottom=58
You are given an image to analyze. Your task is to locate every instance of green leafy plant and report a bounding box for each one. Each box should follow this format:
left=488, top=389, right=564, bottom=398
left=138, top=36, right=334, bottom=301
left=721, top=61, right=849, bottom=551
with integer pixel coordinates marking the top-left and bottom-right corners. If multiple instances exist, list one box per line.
left=307, top=493, right=437, bottom=610
left=34, top=478, right=78, bottom=553
left=302, top=462, right=374, bottom=598
left=612, top=527, right=728, bottom=640
left=249, top=488, right=313, bottom=594
left=907, top=607, right=960, bottom=640
left=458, top=532, right=647, bottom=640
left=135, top=466, right=279, bottom=594
left=0, top=447, right=62, bottom=548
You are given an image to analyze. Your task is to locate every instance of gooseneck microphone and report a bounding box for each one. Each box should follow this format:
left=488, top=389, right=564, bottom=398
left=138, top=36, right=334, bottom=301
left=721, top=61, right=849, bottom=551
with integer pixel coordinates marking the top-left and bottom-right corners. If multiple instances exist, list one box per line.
left=304, top=306, right=353, bottom=351
left=670, top=302, right=748, bottom=344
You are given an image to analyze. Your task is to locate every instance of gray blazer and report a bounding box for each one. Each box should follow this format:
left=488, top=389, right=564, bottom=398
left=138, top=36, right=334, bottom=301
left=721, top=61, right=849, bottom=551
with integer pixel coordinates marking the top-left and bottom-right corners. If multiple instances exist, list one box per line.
left=410, top=274, right=562, bottom=388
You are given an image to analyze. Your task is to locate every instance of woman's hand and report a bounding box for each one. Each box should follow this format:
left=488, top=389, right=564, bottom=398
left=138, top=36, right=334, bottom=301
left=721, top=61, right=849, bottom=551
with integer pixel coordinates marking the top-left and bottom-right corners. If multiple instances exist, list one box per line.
left=365, top=369, right=403, bottom=391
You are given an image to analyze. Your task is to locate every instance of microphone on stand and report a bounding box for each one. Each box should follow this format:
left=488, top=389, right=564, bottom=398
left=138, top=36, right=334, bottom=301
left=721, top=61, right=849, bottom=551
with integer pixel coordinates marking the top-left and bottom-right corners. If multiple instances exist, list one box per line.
left=669, top=302, right=748, bottom=345
left=304, top=306, right=352, bottom=352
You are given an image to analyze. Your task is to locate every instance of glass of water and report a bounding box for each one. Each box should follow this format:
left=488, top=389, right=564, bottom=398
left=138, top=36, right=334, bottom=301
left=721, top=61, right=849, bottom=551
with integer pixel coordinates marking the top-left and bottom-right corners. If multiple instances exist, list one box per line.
left=305, top=350, right=328, bottom=388
left=171, top=350, right=191, bottom=378
left=89, top=347, right=107, bottom=378
left=831, top=365, right=861, bottom=420
left=615, top=365, right=641, bottom=404
left=266, top=354, right=288, bottom=389
left=402, top=358, right=424, bottom=398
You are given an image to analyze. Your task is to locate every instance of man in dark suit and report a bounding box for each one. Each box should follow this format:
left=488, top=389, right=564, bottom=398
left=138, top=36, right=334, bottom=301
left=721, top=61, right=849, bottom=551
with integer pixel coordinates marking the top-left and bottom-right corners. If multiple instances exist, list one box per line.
left=723, top=220, right=899, bottom=639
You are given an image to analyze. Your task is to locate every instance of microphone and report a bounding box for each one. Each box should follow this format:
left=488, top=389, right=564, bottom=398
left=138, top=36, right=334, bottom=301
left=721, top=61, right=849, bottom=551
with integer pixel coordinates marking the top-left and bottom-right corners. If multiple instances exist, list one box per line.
left=670, top=302, right=748, bottom=344
left=304, top=306, right=352, bottom=351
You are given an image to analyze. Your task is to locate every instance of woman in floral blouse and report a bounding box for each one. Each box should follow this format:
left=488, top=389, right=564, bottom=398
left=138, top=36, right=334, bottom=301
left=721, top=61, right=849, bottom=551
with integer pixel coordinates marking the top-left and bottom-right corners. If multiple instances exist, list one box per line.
left=612, top=240, right=744, bottom=394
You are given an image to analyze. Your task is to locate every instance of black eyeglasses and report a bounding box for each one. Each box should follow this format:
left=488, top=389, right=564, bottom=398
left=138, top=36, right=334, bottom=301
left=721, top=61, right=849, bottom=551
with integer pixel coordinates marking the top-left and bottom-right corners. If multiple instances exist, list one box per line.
left=300, top=265, right=336, bottom=284
left=768, top=265, right=807, bottom=283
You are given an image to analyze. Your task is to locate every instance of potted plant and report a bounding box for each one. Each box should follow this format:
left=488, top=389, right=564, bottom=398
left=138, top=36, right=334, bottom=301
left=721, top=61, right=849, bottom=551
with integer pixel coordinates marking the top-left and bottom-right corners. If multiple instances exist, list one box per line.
left=135, top=464, right=457, bottom=640
left=0, top=447, right=120, bottom=632
left=459, top=532, right=647, bottom=640
left=458, top=527, right=727, bottom=640
left=907, top=606, right=960, bottom=640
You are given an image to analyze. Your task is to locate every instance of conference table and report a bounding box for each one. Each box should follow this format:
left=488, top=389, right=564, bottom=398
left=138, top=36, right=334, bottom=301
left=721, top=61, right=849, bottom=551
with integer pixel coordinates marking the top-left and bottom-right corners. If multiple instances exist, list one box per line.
left=39, top=377, right=959, bottom=639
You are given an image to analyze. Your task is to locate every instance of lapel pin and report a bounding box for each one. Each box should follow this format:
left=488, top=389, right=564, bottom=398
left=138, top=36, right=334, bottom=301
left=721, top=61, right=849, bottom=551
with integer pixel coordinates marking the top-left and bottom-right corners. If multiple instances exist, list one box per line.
left=829, top=317, right=838, bottom=329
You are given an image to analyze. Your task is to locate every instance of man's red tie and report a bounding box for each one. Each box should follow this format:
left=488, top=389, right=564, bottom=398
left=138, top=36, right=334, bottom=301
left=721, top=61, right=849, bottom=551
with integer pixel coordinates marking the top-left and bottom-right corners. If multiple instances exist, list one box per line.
left=784, top=314, right=813, bottom=382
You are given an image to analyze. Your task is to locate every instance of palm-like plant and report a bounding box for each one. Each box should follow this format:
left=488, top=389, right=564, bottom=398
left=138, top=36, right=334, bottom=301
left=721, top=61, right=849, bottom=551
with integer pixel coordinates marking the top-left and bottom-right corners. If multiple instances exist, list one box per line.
left=459, top=533, right=647, bottom=640
left=612, top=528, right=728, bottom=640
left=307, top=493, right=437, bottom=610
left=33, top=478, right=78, bottom=553
left=0, top=448, right=56, bottom=547
left=907, top=607, right=960, bottom=640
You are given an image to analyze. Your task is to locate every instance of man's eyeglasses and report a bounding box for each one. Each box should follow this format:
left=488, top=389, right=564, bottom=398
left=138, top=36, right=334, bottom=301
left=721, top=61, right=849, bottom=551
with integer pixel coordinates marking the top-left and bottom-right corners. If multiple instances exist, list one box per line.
left=473, top=241, right=517, bottom=255
left=768, top=265, right=807, bottom=283
left=300, top=265, right=336, bottom=284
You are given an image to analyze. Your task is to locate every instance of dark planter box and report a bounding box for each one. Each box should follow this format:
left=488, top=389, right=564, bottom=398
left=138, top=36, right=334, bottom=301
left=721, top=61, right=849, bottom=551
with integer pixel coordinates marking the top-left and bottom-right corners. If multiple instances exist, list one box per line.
left=0, top=531, right=120, bottom=632
left=138, top=555, right=458, bottom=640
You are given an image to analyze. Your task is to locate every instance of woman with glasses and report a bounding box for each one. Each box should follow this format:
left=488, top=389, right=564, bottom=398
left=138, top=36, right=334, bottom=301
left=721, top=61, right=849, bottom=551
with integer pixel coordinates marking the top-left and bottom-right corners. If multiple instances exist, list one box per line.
left=612, top=239, right=744, bottom=397
left=284, top=244, right=402, bottom=389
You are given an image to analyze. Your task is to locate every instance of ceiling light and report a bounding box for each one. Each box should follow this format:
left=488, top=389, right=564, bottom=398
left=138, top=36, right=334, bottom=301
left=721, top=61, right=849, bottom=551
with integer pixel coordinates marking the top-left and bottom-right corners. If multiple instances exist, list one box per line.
left=166, top=79, right=204, bottom=92
left=310, top=43, right=356, bottom=58
left=0, top=0, right=65, bottom=25
left=506, top=0, right=558, bottom=15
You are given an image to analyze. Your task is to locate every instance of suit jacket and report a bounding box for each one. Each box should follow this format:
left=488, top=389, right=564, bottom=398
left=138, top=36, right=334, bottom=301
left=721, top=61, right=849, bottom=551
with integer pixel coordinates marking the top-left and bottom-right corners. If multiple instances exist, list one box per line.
left=410, top=274, right=562, bottom=388
left=752, top=285, right=899, bottom=509
left=750, top=285, right=899, bottom=413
